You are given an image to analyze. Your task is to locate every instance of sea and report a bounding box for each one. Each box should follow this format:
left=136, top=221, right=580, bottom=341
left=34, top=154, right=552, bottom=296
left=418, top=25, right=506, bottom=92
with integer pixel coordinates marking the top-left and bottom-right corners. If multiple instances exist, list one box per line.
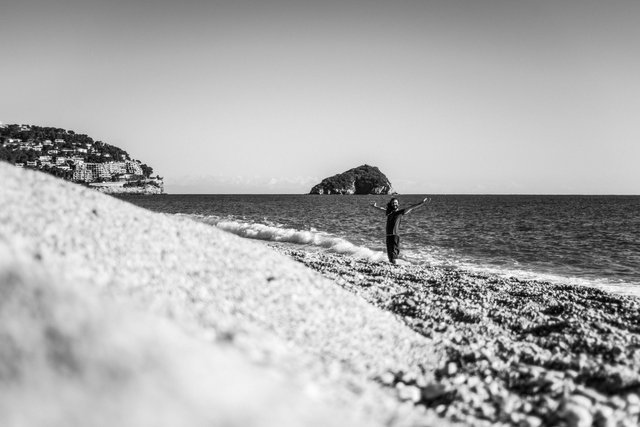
left=119, top=194, right=640, bottom=296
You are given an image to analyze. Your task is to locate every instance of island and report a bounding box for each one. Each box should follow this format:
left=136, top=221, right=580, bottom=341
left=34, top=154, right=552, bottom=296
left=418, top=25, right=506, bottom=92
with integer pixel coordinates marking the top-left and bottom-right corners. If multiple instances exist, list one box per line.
left=309, top=164, right=395, bottom=195
left=0, top=123, right=163, bottom=194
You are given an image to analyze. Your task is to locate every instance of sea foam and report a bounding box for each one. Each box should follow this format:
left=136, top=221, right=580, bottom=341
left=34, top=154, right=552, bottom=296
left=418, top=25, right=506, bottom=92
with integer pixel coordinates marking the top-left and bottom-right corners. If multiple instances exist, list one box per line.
left=183, top=214, right=387, bottom=262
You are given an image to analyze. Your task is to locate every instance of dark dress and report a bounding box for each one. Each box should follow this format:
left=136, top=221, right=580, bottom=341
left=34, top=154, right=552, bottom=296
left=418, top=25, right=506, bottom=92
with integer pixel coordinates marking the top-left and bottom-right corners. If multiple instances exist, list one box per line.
left=385, top=209, right=406, bottom=263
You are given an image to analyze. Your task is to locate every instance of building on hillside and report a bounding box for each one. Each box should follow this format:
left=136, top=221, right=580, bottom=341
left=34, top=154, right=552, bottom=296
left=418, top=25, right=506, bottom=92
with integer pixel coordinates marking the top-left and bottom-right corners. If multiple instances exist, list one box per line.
left=126, top=161, right=143, bottom=176
left=43, top=140, right=53, bottom=146
left=73, top=163, right=110, bottom=182
left=56, top=157, right=69, bottom=165
left=73, top=165, right=91, bottom=182
left=54, top=139, right=65, bottom=144
left=39, top=155, right=52, bottom=162
left=104, top=162, right=127, bottom=175
left=90, top=163, right=111, bottom=180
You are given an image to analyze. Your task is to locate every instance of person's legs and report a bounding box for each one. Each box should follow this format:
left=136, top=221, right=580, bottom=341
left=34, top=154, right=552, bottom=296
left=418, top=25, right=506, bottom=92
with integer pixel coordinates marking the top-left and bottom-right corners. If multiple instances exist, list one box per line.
left=386, top=235, right=400, bottom=264
left=385, top=236, right=394, bottom=263
left=392, top=235, right=400, bottom=262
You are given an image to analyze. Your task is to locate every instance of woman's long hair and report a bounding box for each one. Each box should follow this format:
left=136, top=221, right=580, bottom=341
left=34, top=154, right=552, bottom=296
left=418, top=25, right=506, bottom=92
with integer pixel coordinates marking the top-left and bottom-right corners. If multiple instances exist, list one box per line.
left=386, top=198, right=398, bottom=215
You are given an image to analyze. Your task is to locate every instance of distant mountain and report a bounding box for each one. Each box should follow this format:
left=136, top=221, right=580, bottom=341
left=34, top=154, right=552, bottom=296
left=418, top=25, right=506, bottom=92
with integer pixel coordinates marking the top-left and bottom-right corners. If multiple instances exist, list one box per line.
left=0, top=123, right=162, bottom=194
left=309, top=165, right=395, bottom=195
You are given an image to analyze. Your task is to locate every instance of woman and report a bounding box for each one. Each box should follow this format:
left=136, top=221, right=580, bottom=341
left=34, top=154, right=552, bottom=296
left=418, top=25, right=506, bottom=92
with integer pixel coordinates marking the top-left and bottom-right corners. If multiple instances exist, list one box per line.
left=371, top=197, right=430, bottom=264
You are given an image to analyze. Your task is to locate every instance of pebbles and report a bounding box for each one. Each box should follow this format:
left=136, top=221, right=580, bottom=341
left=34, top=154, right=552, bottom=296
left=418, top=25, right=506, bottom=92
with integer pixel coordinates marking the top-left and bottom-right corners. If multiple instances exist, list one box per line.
left=276, top=247, right=640, bottom=427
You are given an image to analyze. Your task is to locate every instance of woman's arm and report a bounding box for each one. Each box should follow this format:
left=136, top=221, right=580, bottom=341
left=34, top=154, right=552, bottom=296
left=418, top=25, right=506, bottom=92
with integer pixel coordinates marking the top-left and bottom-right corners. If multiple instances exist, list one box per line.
left=404, top=197, right=431, bottom=215
left=371, top=202, right=386, bottom=212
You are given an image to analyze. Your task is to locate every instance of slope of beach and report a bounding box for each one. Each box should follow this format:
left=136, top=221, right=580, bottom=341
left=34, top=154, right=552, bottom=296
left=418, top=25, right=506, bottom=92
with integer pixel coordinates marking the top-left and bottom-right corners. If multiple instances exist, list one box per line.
left=272, top=247, right=640, bottom=427
left=0, top=163, right=450, bottom=427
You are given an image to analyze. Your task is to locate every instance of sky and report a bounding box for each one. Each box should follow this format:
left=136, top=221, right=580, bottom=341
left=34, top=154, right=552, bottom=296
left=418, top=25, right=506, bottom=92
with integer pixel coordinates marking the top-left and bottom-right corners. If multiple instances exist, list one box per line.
left=1, top=0, right=639, bottom=194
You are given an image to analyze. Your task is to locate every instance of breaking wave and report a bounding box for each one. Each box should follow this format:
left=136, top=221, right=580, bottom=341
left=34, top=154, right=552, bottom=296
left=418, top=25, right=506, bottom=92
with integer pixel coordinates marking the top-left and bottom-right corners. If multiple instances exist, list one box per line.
left=180, top=214, right=387, bottom=262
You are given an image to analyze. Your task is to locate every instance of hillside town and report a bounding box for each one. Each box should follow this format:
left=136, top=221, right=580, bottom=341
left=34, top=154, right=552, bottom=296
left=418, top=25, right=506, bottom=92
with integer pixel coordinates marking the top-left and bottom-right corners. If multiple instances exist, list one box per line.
left=0, top=123, right=163, bottom=194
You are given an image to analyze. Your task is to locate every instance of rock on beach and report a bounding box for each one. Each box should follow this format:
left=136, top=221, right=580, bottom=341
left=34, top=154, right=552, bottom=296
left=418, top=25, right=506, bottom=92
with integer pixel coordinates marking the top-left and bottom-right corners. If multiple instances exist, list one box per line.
left=0, top=163, right=448, bottom=427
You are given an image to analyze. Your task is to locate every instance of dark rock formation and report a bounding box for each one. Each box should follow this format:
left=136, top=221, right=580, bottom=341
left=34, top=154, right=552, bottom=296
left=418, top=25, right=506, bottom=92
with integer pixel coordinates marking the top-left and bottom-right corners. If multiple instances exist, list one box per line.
left=309, top=165, right=394, bottom=195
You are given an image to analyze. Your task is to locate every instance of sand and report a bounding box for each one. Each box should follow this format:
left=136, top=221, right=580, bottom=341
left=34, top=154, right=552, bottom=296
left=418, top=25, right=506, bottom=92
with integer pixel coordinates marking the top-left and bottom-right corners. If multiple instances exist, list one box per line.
left=0, top=163, right=449, bottom=427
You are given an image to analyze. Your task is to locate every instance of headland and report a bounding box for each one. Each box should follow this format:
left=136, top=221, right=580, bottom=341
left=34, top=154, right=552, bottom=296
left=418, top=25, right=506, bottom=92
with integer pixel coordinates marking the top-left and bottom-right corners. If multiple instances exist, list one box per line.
left=0, top=123, right=163, bottom=194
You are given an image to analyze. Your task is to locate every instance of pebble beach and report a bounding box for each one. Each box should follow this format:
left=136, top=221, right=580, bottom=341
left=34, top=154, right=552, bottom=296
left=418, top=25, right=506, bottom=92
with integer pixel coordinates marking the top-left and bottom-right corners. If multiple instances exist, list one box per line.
left=2, top=162, right=639, bottom=427
left=272, top=246, right=640, bottom=427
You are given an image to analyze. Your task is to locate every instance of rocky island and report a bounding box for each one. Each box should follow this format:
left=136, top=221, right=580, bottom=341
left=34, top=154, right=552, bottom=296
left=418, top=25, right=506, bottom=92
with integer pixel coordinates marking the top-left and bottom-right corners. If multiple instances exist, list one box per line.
left=0, top=123, right=163, bottom=194
left=309, top=164, right=395, bottom=195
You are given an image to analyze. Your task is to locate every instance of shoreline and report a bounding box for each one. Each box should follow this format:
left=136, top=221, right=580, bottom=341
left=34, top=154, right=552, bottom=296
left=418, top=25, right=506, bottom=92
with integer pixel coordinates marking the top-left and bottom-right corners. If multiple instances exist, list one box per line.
left=175, top=206, right=639, bottom=299
left=118, top=193, right=640, bottom=298
left=271, top=245, right=640, bottom=426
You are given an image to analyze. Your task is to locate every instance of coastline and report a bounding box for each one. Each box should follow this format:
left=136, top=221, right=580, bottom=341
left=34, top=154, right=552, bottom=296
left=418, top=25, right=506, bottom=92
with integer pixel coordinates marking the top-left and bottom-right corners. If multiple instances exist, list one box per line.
left=271, top=245, right=640, bottom=426
left=88, top=180, right=164, bottom=195
left=2, top=162, right=639, bottom=427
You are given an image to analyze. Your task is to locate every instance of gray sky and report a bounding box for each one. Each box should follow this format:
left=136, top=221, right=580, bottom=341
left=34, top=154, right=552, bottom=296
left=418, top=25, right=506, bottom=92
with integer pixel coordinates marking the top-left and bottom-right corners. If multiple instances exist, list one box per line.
left=2, top=0, right=639, bottom=194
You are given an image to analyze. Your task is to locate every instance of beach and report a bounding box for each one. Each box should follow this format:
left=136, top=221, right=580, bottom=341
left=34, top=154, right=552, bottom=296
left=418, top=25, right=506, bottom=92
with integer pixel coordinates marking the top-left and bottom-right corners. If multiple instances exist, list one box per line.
left=1, top=162, right=639, bottom=427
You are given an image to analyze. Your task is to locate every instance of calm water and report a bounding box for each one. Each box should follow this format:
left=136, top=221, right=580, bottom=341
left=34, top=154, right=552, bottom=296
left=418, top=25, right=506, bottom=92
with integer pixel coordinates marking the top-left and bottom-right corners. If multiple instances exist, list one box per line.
left=119, top=194, right=640, bottom=295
